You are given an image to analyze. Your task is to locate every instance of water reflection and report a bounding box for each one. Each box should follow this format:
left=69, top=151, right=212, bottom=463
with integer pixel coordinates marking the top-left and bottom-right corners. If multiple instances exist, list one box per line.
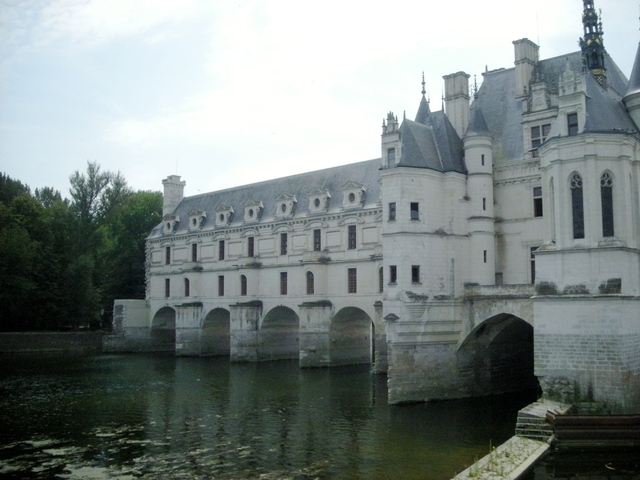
left=0, top=355, right=536, bottom=479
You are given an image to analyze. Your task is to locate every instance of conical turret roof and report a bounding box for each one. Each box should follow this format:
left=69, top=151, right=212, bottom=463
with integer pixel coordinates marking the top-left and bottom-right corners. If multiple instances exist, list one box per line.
left=625, top=42, right=640, bottom=97
left=465, top=101, right=490, bottom=137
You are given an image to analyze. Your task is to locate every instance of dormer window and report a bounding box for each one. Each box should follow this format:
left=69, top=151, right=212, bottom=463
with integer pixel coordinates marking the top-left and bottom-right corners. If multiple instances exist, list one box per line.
left=308, top=188, right=330, bottom=213
left=188, top=209, right=206, bottom=231
left=341, top=181, right=365, bottom=208
left=163, top=214, right=179, bottom=234
left=275, top=194, right=296, bottom=218
left=388, top=148, right=396, bottom=164
left=215, top=205, right=234, bottom=226
left=244, top=200, right=263, bottom=222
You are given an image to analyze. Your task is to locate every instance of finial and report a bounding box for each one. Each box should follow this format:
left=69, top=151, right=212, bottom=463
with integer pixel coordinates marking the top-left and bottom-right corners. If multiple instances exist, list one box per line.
left=473, top=75, right=478, bottom=98
left=421, top=72, right=426, bottom=96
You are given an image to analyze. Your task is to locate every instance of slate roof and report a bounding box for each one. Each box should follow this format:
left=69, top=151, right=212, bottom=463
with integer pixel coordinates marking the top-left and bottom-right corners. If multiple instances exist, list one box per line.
left=472, top=50, right=633, bottom=163
left=150, top=158, right=382, bottom=238
left=396, top=107, right=466, bottom=174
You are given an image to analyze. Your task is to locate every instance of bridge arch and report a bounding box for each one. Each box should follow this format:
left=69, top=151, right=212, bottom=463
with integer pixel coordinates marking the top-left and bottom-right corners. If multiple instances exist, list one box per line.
left=201, top=308, right=230, bottom=356
left=151, top=307, right=176, bottom=352
left=457, top=313, right=538, bottom=397
left=330, top=306, right=372, bottom=366
left=259, top=306, right=300, bottom=361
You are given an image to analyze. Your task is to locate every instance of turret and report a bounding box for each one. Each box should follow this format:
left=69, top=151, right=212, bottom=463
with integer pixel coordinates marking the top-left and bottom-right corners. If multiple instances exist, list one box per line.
left=464, top=99, right=495, bottom=285
left=162, top=175, right=186, bottom=216
left=443, top=71, right=470, bottom=137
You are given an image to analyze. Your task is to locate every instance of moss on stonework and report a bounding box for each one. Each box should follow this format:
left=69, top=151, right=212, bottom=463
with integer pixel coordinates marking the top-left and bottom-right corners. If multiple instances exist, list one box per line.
left=535, top=282, right=558, bottom=295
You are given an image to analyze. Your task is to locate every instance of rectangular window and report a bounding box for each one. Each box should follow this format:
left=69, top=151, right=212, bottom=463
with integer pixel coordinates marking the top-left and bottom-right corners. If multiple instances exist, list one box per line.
left=482, top=197, right=486, bottom=211
left=347, top=268, right=357, bottom=294
left=219, top=240, right=225, bottom=260
left=218, top=275, right=225, bottom=296
left=483, top=250, right=487, bottom=264
left=280, top=233, right=288, bottom=255
left=388, top=202, right=396, bottom=221
left=531, top=123, right=551, bottom=157
left=530, top=247, right=538, bottom=284
left=410, top=202, right=419, bottom=220
left=388, top=147, right=396, bottom=165
left=191, top=243, right=197, bottom=262
left=165, top=247, right=171, bottom=265
left=481, top=154, right=485, bottom=166
left=280, top=272, right=288, bottom=295
left=184, top=278, right=190, bottom=297
left=379, top=267, right=384, bottom=293
left=348, top=225, right=357, bottom=250
left=165, top=278, right=170, bottom=298
left=567, top=113, right=579, bottom=136
left=411, top=265, right=420, bottom=284
left=313, top=229, right=321, bottom=251
left=533, top=186, right=543, bottom=217
left=248, top=236, right=255, bottom=257
left=389, top=265, right=397, bottom=284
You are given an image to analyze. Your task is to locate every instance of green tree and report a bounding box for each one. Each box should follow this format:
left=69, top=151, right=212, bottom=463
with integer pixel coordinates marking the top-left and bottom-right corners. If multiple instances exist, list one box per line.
left=67, top=161, right=133, bottom=328
left=0, top=167, right=160, bottom=331
left=0, top=172, right=30, bottom=204
left=99, top=190, right=163, bottom=323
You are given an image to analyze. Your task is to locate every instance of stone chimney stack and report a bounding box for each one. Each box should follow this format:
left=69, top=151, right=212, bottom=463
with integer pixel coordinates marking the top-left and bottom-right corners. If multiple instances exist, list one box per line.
left=162, top=175, right=186, bottom=216
left=513, top=38, right=539, bottom=97
left=443, top=71, right=470, bottom=138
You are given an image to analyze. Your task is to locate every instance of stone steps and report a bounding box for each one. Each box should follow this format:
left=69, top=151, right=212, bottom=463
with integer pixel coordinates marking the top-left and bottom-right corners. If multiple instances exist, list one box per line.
left=516, top=399, right=572, bottom=441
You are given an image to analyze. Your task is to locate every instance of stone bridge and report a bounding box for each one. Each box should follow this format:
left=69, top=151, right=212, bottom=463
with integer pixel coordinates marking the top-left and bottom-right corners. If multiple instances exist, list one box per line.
left=112, top=285, right=539, bottom=404
left=112, top=296, right=389, bottom=373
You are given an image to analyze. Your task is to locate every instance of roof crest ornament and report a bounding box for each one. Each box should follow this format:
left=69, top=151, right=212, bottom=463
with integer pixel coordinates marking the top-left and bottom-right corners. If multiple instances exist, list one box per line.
left=421, top=71, right=426, bottom=96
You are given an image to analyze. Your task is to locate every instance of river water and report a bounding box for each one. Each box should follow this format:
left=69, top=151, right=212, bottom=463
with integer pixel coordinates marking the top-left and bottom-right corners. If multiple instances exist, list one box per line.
left=0, top=354, right=537, bottom=479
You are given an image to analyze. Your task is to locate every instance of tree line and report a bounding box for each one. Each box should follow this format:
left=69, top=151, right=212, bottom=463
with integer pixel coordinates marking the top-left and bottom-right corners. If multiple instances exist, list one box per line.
left=0, top=162, right=163, bottom=331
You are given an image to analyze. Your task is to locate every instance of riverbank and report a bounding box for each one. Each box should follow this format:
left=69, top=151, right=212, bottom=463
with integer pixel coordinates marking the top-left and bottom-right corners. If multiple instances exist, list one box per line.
left=0, top=332, right=103, bottom=355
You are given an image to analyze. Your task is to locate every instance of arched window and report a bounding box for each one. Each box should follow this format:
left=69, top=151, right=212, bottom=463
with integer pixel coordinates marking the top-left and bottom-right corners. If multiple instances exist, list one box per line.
left=571, top=173, right=584, bottom=239
left=240, top=274, right=247, bottom=296
left=184, top=278, right=190, bottom=297
left=306, top=271, right=314, bottom=295
left=601, top=172, right=614, bottom=237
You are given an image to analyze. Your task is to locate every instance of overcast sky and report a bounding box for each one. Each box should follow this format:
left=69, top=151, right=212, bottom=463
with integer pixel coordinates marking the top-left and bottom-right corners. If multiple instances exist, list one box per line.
left=1, top=0, right=638, bottom=199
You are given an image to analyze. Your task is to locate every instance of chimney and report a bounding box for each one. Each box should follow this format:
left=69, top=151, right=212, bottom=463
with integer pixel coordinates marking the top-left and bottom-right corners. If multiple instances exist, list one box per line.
left=162, top=175, right=186, bottom=216
left=513, top=38, right=539, bottom=97
left=443, top=72, right=470, bottom=138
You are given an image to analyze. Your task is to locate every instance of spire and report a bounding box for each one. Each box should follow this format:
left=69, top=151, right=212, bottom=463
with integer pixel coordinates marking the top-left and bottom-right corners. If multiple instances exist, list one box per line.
left=415, top=72, right=431, bottom=125
left=626, top=18, right=640, bottom=97
left=579, top=0, right=607, bottom=86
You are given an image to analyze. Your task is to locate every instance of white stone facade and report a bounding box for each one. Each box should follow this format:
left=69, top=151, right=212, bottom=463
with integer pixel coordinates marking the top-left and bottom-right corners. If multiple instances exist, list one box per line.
left=116, top=2, right=640, bottom=409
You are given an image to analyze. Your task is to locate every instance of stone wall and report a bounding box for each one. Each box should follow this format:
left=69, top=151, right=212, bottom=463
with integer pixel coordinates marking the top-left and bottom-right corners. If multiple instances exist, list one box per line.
left=534, top=295, right=640, bottom=411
